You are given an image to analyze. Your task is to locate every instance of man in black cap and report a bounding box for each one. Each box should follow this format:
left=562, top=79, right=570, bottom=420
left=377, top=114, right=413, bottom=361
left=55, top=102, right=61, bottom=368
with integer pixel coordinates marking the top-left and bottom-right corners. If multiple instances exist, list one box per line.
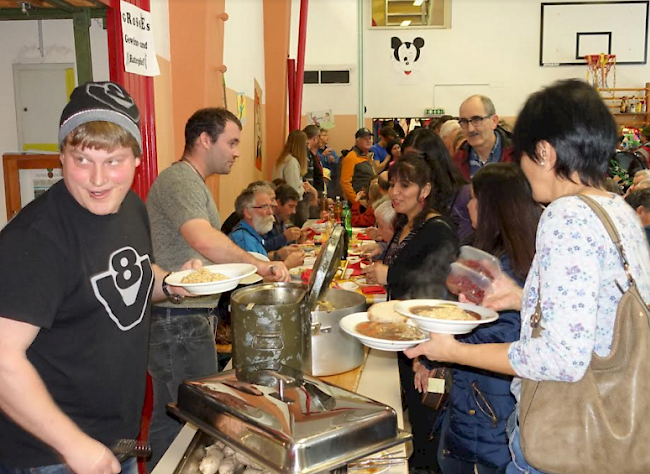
left=340, top=127, right=375, bottom=203
left=0, top=81, right=195, bottom=474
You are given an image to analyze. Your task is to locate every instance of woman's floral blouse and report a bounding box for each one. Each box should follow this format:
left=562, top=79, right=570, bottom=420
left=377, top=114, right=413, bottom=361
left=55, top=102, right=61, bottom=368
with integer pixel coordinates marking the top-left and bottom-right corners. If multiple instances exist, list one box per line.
left=509, top=194, right=650, bottom=400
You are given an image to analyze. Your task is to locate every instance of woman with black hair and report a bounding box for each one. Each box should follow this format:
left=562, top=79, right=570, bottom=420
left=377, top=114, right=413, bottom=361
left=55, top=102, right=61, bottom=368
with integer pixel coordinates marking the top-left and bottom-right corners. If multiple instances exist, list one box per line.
left=433, top=163, right=542, bottom=474
left=385, top=139, right=402, bottom=168
left=364, top=152, right=459, bottom=299
left=364, top=152, right=459, bottom=473
left=406, top=79, right=650, bottom=474
left=402, top=128, right=473, bottom=242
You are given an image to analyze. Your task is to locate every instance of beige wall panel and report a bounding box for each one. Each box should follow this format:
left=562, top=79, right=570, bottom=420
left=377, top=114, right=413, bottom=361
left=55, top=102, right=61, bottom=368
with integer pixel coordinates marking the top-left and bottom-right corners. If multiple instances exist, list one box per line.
left=153, top=56, right=176, bottom=172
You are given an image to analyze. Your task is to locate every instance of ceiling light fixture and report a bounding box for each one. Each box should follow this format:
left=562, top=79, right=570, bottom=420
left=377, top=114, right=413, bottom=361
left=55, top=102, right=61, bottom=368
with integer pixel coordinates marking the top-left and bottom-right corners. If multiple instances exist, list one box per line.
left=400, top=20, right=412, bottom=27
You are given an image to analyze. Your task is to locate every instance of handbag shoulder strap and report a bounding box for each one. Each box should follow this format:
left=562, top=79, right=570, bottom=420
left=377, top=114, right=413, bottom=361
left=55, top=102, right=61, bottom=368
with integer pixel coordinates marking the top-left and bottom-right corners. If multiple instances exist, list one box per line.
left=577, top=194, right=635, bottom=288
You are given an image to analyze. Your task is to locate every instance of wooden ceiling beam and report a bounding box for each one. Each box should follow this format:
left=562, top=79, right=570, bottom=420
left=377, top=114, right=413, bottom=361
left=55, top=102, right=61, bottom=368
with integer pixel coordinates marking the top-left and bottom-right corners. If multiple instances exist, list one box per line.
left=0, top=6, right=105, bottom=20
left=42, top=0, right=75, bottom=11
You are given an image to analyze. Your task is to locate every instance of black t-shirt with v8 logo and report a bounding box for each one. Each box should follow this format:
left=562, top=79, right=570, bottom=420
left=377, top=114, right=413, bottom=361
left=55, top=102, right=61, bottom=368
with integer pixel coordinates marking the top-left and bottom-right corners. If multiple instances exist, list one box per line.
left=0, top=181, right=154, bottom=468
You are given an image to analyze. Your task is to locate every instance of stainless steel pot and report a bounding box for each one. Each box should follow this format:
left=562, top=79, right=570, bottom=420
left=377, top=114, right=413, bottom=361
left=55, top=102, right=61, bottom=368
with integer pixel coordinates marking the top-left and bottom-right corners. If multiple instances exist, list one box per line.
left=311, top=289, right=366, bottom=376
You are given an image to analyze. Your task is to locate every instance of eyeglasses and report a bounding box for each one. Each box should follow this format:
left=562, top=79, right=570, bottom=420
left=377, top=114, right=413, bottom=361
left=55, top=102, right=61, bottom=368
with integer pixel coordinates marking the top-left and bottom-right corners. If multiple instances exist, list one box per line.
left=458, top=114, right=493, bottom=128
left=251, top=204, right=274, bottom=212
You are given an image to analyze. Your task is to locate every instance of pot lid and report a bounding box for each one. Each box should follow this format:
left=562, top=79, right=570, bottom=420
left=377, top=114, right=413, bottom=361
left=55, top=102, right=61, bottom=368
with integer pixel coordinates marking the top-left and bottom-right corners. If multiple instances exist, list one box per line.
left=305, top=224, right=346, bottom=311
left=170, top=370, right=410, bottom=474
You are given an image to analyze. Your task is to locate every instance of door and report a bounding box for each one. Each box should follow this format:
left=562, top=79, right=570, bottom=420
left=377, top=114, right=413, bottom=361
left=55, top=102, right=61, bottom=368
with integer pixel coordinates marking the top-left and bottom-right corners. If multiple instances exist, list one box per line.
left=13, top=63, right=75, bottom=153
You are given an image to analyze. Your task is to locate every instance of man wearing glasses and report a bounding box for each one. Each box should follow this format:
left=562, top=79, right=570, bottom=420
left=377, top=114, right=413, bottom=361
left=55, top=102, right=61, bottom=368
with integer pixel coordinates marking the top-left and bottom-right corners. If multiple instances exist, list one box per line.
left=452, top=95, right=514, bottom=180
left=229, top=187, right=304, bottom=269
left=145, top=108, right=290, bottom=469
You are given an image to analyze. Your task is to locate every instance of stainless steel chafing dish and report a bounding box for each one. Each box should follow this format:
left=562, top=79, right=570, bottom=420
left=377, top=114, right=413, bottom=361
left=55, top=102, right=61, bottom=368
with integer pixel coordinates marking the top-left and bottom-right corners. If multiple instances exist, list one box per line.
left=168, top=370, right=411, bottom=474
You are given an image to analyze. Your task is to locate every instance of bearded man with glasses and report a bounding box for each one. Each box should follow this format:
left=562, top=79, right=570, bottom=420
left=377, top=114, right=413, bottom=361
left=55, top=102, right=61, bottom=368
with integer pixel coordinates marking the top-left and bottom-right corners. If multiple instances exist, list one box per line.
left=230, top=187, right=305, bottom=269
left=452, top=95, right=515, bottom=180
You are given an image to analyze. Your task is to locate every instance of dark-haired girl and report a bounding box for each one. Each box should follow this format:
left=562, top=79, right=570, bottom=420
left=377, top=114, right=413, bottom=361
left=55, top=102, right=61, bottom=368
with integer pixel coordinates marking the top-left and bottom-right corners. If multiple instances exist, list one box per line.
left=364, top=152, right=459, bottom=472
left=385, top=139, right=402, bottom=168
left=434, top=163, right=542, bottom=474
left=401, top=128, right=473, bottom=242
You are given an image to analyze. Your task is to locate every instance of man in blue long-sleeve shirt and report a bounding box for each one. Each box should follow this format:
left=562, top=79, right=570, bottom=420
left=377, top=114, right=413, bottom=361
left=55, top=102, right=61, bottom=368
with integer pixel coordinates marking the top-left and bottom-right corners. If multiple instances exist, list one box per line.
left=264, top=184, right=302, bottom=253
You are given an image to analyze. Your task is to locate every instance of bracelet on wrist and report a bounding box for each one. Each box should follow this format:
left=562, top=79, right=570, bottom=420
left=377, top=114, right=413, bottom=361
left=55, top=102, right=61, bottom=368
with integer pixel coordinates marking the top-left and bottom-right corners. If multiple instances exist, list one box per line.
left=162, top=272, right=185, bottom=304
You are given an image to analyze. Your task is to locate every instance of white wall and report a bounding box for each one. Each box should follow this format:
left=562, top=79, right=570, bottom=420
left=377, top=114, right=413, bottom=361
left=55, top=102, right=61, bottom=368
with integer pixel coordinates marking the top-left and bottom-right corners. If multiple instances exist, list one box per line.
left=363, top=0, right=650, bottom=118
left=290, top=0, right=650, bottom=120
left=150, top=0, right=171, bottom=61
left=0, top=19, right=109, bottom=228
left=224, top=0, right=266, bottom=100
left=290, top=0, right=359, bottom=115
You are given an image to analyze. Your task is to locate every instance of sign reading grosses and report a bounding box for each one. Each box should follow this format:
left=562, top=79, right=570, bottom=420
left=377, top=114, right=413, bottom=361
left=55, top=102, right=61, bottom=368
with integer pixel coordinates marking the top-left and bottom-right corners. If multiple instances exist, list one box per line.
left=120, top=1, right=160, bottom=76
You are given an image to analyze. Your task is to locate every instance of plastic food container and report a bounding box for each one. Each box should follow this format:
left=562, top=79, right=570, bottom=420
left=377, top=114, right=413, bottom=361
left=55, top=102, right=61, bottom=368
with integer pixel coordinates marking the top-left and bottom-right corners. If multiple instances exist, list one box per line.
left=446, top=262, right=494, bottom=304
left=458, top=246, right=502, bottom=281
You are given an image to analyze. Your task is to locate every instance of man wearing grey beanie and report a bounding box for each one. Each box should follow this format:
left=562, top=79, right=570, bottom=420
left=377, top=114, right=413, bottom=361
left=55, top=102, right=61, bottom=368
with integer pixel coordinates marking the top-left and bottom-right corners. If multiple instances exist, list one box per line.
left=0, top=81, right=197, bottom=474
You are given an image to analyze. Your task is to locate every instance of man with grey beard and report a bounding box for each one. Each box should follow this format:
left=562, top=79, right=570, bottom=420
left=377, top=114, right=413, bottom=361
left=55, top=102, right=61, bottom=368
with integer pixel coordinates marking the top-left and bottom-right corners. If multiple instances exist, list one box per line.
left=229, top=187, right=304, bottom=268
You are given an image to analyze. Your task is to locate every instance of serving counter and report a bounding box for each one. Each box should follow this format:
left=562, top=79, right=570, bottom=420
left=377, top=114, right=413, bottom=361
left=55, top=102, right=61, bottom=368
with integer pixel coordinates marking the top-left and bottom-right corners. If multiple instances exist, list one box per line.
left=152, top=349, right=408, bottom=474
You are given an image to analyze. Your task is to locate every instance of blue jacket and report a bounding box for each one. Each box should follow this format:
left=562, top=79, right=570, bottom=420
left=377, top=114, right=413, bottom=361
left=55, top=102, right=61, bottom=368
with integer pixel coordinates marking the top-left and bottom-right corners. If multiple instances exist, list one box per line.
left=435, top=254, right=521, bottom=470
left=229, top=220, right=268, bottom=257
left=263, top=219, right=289, bottom=253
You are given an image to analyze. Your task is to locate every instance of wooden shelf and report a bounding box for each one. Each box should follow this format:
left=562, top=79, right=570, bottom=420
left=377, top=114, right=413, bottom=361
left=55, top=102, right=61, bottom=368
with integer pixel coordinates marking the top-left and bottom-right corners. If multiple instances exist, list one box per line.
left=597, top=82, right=650, bottom=127
left=3, top=153, right=61, bottom=220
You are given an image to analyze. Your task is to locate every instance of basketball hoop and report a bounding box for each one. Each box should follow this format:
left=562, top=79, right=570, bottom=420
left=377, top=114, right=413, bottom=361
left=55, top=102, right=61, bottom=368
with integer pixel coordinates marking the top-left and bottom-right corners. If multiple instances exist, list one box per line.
left=585, top=53, right=616, bottom=92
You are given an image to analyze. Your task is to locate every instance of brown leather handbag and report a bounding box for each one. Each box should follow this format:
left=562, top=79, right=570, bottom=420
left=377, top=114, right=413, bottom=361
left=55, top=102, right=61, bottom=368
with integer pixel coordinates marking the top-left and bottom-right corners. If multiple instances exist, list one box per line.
left=519, top=195, right=650, bottom=474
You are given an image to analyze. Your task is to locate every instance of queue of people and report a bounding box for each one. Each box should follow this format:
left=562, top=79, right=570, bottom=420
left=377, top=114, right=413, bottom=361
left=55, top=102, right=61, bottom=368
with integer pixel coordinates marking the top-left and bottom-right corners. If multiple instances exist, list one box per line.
left=2, top=76, right=650, bottom=474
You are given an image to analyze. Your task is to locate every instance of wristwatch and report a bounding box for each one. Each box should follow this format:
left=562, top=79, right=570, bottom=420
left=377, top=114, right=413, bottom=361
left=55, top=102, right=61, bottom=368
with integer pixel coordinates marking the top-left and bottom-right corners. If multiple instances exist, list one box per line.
left=162, top=272, right=185, bottom=304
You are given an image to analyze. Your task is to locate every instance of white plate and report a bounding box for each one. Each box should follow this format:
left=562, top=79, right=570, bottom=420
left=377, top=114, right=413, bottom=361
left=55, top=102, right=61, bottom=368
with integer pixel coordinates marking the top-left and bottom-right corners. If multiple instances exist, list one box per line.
left=339, top=312, right=429, bottom=352
left=240, top=252, right=265, bottom=284
left=394, top=299, right=498, bottom=335
left=166, top=263, right=257, bottom=296
left=338, top=281, right=359, bottom=291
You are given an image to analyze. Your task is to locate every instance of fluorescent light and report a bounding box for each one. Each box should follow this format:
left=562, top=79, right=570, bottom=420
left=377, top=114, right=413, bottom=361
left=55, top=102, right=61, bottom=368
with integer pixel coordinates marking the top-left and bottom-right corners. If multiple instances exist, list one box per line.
left=413, top=0, right=425, bottom=6
left=400, top=20, right=412, bottom=26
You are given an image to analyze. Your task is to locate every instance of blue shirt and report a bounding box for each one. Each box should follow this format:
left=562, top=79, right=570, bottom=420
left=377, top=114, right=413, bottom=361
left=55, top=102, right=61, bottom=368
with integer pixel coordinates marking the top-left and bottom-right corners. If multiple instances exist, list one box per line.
left=229, top=220, right=268, bottom=256
left=370, top=144, right=389, bottom=163
left=317, top=147, right=339, bottom=171
left=469, top=131, right=502, bottom=177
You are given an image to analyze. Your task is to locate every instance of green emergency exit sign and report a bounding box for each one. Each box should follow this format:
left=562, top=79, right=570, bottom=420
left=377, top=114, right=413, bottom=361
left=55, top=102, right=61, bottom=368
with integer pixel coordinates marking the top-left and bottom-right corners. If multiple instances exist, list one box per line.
left=425, top=108, right=445, bottom=115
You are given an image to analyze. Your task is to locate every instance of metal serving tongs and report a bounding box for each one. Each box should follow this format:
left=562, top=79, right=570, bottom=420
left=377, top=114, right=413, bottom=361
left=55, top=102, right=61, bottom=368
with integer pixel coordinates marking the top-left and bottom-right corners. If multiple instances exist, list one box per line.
left=347, top=452, right=408, bottom=470
left=111, top=439, right=152, bottom=462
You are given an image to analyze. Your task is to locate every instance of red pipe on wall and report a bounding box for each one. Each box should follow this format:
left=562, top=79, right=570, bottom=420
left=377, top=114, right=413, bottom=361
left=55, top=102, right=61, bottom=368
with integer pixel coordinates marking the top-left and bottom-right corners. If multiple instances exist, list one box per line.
left=293, top=0, right=308, bottom=131
left=287, top=58, right=296, bottom=131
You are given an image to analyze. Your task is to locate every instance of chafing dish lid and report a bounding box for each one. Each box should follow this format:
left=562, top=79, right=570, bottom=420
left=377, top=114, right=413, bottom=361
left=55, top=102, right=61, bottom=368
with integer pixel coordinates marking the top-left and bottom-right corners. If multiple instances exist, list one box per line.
left=171, top=370, right=407, bottom=474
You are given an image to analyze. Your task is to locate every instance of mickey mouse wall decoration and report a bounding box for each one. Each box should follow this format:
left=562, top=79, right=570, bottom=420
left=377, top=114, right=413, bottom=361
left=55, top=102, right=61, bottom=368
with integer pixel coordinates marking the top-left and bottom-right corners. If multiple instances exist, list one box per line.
left=391, top=37, right=425, bottom=77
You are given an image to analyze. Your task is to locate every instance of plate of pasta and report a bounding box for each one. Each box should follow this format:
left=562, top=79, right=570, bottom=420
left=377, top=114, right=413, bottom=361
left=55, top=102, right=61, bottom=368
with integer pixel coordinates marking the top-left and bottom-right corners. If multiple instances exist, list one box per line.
left=394, top=299, right=498, bottom=335
left=165, top=263, right=257, bottom=295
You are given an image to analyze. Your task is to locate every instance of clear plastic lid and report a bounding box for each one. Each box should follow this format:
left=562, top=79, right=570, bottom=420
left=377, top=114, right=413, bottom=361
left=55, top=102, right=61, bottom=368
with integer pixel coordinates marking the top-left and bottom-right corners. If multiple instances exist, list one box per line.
left=446, top=262, right=494, bottom=305
left=458, top=246, right=502, bottom=281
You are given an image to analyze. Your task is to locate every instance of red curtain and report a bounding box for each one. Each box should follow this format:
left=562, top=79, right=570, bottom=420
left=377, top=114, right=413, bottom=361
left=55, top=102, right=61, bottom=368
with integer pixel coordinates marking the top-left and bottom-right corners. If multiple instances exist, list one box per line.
left=104, top=0, right=158, bottom=200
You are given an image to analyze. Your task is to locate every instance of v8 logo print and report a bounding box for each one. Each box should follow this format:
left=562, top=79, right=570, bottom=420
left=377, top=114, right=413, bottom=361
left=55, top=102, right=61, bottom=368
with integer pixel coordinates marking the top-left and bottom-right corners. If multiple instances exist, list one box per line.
left=91, top=247, right=153, bottom=331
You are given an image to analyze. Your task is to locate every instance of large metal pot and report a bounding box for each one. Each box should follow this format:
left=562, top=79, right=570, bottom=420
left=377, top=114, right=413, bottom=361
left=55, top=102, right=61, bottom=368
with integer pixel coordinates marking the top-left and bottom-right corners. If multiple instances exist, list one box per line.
left=230, top=282, right=311, bottom=386
left=311, top=289, right=366, bottom=376
left=231, top=226, right=354, bottom=386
